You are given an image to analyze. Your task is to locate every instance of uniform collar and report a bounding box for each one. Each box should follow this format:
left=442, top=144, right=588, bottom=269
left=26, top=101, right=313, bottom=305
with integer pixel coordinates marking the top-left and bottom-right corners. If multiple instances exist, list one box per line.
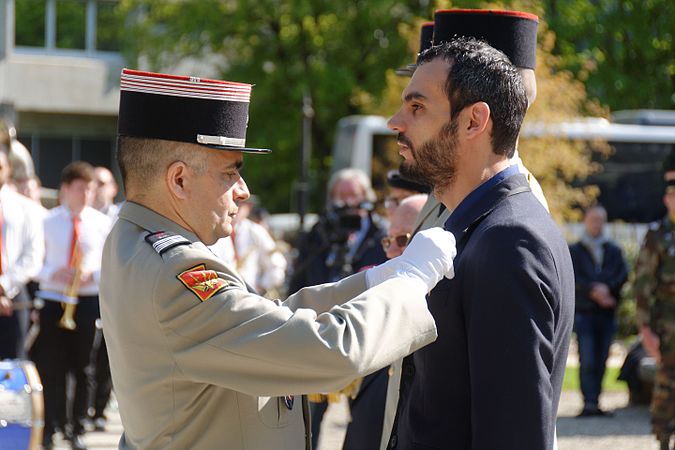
left=118, top=201, right=200, bottom=243
left=444, top=165, right=528, bottom=238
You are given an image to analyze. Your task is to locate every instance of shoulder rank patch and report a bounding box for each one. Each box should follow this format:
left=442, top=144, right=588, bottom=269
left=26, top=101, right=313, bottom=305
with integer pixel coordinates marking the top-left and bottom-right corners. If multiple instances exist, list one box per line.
left=177, top=264, right=229, bottom=301
left=145, top=231, right=191, bottom=255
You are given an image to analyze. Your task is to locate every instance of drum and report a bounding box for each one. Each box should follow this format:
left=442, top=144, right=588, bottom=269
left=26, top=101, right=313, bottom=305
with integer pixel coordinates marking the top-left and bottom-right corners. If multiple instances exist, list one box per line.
left=0, top=360, right=44, bottom=450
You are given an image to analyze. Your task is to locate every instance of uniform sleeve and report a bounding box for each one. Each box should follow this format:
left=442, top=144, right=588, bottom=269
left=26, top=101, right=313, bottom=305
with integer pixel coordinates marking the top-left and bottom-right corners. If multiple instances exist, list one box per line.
left=464, top=226, right=561, bottom=450
left=156, top=250, right=437, bottom=397
left=635, top=229, right=660, bottom=328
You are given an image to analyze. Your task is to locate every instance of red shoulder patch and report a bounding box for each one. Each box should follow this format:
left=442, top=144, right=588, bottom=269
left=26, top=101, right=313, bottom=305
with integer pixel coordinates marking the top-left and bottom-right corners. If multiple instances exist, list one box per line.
left=177, top=264, right=229, bottom=301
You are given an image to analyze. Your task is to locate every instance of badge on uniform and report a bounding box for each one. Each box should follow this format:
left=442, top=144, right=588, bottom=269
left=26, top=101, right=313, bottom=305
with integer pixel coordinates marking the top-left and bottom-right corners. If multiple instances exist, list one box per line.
left=283, top=395, right=294, bottom=410
left=177, top=264, right=229, bottom=301
left=145, top=231, right=191, bottom=255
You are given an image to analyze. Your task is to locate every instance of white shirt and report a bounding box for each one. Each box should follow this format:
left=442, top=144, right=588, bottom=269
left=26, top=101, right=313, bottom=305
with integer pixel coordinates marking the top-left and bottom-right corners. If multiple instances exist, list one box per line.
left=0, top=185, right=44, bottom=299
left=209, top=218, right=286, bottom=294
left=38, top=205, right=111, bottom=296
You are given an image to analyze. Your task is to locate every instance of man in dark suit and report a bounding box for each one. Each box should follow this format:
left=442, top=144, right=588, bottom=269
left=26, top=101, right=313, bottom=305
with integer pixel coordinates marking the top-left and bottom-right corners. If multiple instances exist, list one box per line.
left=385, top=36, right=575, bottom=450
left=569, top=205, right=628, bottom=416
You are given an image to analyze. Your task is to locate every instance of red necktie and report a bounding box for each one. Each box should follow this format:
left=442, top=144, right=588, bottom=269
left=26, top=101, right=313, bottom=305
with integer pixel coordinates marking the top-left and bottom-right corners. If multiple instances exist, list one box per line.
left=69, top=215, right=81, bottom=268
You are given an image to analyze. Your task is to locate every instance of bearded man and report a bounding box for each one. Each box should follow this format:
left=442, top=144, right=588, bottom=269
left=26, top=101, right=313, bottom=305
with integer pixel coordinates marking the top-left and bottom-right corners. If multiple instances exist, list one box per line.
left=385, top=38, right=574, bottom=450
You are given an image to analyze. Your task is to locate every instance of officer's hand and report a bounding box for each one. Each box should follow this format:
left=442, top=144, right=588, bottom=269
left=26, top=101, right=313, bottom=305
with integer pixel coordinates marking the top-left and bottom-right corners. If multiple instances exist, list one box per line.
left=641, top=326, right=661, bottom=362
left=366, top=228, right=456, bottom=292
left=401, top=227, right=456, bottom=282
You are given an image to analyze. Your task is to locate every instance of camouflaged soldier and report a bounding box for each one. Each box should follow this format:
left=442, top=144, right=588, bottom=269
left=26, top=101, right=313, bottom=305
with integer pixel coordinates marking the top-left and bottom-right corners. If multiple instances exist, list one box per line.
left=636, top=167, right=675, bottom=450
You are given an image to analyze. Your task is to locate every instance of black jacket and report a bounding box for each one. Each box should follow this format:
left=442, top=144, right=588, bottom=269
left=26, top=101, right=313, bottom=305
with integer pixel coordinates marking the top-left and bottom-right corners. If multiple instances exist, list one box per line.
left=568, top=239, right=628, bottom=313
left=391, top=173, right=574, bottom=450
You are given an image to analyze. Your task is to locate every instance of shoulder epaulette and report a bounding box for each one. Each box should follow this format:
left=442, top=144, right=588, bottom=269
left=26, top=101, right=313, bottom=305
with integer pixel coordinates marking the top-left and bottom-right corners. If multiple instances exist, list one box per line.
left=145, top=231, right=191, bottom=255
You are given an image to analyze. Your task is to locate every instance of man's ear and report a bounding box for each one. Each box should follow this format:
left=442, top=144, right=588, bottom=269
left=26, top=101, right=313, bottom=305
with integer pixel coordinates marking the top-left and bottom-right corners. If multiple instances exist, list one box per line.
left=464, top=102, right=490, bottom=140
left=166, top=161, right=190, bottom=200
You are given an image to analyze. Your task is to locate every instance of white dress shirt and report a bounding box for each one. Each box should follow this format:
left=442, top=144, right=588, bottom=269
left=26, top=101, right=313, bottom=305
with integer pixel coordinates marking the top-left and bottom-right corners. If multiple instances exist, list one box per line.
left=38, top=205, right=111, bottom=296
left=0, top=185, right=44, bottom=299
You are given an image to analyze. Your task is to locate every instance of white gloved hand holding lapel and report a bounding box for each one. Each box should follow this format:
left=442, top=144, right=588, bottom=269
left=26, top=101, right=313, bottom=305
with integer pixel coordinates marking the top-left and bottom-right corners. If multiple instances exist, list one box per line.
left=366, top=227, right=456, bottom=293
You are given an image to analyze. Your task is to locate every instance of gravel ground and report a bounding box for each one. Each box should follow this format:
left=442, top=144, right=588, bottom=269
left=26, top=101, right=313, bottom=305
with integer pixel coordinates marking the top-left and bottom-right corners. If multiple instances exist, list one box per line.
left=316, top=389, right=660, bottom=450
left=46, top=388, right=659, bottom=450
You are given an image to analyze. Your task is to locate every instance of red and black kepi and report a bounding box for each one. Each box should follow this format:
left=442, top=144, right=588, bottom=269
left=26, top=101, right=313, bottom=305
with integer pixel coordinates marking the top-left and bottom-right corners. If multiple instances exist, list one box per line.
left=433, top=9, right=538, bottom=69
left=118, top=69, right=270, bottom=153
left=396, top=21, right=434, bottom=77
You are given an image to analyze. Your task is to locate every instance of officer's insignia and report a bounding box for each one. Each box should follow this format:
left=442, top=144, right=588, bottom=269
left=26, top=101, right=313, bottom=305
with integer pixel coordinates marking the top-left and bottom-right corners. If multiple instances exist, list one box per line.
left=283, top=395, right=294, bottom=410
left=146, top=231, right=191, bottom=255
left=177, top=264, right=228, bottom=301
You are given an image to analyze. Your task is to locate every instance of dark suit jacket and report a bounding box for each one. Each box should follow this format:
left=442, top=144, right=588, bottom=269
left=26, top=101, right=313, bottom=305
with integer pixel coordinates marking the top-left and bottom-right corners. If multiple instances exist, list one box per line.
left=568, top=240, right=628, bottom=313
left=391, top=173, right=574, bottom=450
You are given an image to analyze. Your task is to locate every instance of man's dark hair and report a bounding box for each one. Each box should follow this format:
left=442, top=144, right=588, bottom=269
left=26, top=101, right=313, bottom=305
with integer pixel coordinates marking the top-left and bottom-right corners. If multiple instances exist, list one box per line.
left=61, top=161, right=95, bottom=185
left=417, top=37, right=528, bottom=158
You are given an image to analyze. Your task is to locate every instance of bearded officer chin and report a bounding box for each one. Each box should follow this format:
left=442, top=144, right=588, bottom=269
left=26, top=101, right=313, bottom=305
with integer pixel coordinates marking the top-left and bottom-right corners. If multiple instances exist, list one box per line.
left=100, top=69, right=457, bottom=450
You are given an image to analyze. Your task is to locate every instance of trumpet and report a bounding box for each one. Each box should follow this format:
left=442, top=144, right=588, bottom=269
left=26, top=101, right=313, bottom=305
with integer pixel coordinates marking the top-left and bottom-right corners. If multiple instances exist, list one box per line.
left=58, top=245, right=83, bottom=331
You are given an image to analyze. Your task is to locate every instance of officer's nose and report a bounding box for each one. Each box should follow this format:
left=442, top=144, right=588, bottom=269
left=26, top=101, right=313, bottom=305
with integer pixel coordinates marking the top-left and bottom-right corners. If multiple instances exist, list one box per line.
left=234, top=176, right=250, bottom=202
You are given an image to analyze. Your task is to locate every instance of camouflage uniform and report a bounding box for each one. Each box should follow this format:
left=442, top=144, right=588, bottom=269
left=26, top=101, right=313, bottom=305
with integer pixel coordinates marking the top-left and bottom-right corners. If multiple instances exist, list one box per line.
left=635, top=215, right=675, bottom=443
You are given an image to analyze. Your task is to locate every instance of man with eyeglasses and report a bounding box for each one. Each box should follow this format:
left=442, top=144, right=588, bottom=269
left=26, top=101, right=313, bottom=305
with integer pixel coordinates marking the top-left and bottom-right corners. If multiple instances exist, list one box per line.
left=384, top=170, right=430, bottom=220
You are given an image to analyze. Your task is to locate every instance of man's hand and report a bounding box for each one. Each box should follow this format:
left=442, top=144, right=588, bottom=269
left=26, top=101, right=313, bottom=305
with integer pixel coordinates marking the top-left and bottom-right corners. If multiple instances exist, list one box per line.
left=590, top=283, right=616, bottom=309
left=0, top=296, right=13, bottom=316
left=366, top=227, right=456, bottom=292
left=52, top=267, right=77, bottom=284
left=641, top=326, right=661, bottom=362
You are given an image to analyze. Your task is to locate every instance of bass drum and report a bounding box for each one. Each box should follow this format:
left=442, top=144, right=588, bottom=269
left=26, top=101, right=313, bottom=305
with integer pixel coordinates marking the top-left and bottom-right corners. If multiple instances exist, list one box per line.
left=0, top=360, right=44, bottom=450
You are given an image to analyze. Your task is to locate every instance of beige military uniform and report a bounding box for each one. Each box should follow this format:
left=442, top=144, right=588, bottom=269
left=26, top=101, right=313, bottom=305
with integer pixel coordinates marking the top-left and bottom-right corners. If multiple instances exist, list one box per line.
left=100, top=201, right=437, bottom=450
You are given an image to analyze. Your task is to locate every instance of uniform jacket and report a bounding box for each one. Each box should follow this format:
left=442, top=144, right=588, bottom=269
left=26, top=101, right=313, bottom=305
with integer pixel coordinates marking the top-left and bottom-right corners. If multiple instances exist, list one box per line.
left=569, top=238, right=628, bottom=313
left=635, top=216, right=675, bottom=333
left=100, top=201, right=437, bottom=450
left=390, top=172, right=574, bottom=450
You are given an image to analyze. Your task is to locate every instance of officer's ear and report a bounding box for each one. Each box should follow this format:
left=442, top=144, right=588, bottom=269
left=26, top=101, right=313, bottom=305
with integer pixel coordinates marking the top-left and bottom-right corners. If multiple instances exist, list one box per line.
left=166, top=160, right=190, bottom=200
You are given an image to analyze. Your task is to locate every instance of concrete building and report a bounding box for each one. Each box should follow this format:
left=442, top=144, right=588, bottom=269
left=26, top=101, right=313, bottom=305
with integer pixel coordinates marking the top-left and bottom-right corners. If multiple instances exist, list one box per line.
left=0, top=0, right=123, bottom=188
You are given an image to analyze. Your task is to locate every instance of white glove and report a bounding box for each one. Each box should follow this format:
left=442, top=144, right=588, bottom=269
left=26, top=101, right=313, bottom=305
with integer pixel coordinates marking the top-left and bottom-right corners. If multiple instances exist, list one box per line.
left=366, top=227, right=456, bottom=292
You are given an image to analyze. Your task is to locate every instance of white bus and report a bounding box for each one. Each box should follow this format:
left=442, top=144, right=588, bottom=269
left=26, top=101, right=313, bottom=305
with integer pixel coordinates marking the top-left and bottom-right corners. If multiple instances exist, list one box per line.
left=331, top=111, right=675, bottom=223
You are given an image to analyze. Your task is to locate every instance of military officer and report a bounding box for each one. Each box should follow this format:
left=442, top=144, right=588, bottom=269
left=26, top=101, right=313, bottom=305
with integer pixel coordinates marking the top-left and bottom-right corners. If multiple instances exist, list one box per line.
left=100, top=69, right=456, bottom=450
left=635, top=162, right=675, bottom=450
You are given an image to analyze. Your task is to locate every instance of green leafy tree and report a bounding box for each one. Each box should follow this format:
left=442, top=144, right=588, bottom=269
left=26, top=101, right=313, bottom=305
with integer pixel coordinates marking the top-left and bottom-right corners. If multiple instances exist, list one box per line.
left=118, top=0, right=432, bottom=212
left=543, top=0, right=674, bottom=111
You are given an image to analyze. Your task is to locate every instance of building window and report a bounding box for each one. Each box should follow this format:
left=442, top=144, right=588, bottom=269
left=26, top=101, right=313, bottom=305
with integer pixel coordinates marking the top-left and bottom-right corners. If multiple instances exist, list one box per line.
left=14, top=0, right=121, bottom=52
left=17, top=134, right=116, bottom=189
left=55, top=0, right=87, bottom=50
left=15, top=0, right=46, bottom=47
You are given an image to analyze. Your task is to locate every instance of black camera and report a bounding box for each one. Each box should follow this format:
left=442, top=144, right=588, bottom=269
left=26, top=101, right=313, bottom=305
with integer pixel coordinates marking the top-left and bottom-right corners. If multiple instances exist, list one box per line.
left=322, top=202, right=372, bottom=244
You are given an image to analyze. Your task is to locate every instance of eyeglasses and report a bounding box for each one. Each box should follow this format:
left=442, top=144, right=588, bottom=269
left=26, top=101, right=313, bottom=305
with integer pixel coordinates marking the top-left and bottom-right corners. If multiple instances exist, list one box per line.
left=384, top=196, right=402, bottom=210
left=381, top=233, right=411, bottom=249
